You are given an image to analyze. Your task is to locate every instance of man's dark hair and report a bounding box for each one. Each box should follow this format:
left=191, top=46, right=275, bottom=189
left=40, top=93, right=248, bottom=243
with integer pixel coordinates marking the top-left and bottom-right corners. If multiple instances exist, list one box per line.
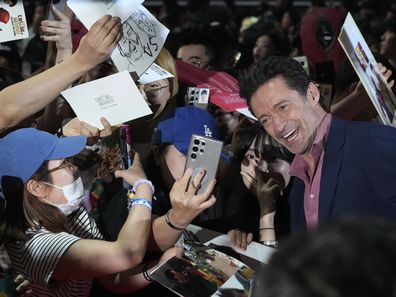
left=239, top=56, right=312, bottom=105
left=257, top=218, right=396, bottom=297
left=179, top=33, right=218, bottom=67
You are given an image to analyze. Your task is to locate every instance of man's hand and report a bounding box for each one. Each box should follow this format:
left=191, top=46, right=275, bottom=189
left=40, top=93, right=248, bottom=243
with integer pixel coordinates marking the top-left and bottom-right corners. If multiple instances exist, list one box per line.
left=74, top=15, right=122, bottom=71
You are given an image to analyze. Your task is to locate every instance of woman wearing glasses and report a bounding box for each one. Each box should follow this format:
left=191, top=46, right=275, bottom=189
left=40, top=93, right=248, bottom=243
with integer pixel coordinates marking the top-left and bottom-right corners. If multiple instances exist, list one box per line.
left=0, top=128, right=215, bottom=296
left=127, top=47, right=179, bottom=161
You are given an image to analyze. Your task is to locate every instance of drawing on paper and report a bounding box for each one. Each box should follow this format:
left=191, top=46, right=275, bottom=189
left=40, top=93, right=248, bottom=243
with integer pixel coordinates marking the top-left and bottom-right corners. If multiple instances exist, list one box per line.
left=117, top=10, right=161, bottom=72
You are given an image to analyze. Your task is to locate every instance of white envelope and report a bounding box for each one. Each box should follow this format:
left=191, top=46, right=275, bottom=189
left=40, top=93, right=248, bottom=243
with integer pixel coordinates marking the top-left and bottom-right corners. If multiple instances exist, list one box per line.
left=61, top=71, right=152, bottom=129
left=0, top=1, right=28, bottom=43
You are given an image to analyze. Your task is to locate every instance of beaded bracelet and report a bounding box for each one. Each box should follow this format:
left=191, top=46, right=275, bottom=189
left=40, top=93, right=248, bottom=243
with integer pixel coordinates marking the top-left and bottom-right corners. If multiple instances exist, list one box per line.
left=165, top=210, right=185, bottom=231
left=132, top=179, right=155, bottom=195
left=127, top=198, right=152, bottom=211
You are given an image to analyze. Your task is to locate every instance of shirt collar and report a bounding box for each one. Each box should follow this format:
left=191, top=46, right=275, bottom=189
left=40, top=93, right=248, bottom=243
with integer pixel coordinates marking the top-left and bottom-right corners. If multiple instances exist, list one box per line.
left=290, top=113, right=332, bottom=180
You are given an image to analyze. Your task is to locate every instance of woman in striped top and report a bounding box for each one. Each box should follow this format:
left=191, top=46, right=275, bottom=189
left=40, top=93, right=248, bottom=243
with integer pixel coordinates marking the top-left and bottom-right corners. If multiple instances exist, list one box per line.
left=0, top=128, right=216, bottom=296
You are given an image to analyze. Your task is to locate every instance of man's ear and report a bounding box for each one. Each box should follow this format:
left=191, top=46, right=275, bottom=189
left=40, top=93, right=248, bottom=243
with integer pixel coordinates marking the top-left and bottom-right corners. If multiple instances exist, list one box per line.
left=26, top=180, right=47, bottom=199
left=308, top=82, right=321, bottom=104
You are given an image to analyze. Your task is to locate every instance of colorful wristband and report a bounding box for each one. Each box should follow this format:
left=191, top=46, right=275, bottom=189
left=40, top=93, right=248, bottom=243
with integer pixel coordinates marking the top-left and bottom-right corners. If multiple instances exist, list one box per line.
left=127, top=198, right=152, bottom=211
left=132, top=179, right=155, bottom=195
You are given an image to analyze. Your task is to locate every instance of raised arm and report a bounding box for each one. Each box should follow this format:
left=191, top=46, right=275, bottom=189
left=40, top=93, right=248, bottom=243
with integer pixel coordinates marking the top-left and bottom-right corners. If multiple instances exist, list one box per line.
left=51, top=153, right=152, bottom=280
left=0, top=15, right=122, bottom=133
left=149, top=167, right=217, bottom=251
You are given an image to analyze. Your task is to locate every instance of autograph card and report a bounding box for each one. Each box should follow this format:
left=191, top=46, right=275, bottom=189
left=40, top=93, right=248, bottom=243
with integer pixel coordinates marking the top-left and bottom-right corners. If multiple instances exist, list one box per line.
left=61, top=71, right=152, bottom=129
left=111, top=5, right=170, bottom=76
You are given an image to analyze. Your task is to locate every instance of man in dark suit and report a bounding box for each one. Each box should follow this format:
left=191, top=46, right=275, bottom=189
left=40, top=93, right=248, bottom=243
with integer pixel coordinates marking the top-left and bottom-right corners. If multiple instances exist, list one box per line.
left=239, top=55, right=396, bottom=231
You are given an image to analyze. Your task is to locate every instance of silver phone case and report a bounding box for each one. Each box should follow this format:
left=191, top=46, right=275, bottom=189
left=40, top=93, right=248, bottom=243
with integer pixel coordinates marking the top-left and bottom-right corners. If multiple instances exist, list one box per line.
left=184, top=134, right=223, bottom=194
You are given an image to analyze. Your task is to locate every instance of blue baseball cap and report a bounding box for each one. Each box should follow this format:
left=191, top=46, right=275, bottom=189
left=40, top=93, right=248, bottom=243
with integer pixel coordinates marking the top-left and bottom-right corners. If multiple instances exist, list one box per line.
left=0, top=128, right=87, bottom=196
left=154, top=106, right=220, bottom=155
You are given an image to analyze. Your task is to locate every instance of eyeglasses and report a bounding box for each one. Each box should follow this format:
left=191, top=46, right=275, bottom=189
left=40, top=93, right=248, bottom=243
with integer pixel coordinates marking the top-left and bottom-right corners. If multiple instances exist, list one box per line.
left=39, top=158, right=77, bottom=178
left=144, top=83, right=170, bottom=98
left=186, top=57, right=209, bottom=68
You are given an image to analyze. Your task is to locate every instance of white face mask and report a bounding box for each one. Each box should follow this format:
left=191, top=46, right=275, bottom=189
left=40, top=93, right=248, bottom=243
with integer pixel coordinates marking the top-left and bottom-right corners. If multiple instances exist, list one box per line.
left=43, top=177, right=85, bottom=216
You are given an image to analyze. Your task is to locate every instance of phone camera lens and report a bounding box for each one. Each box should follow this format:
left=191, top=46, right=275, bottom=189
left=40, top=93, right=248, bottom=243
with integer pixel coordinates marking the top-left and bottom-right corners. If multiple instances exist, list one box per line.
left=191, top=153, right=197, bottom=159
left=194, top=139, right=200, bottom=145
left=192, top=146, right=198, bottom=152
left=201, top=142, right=206, bottom=146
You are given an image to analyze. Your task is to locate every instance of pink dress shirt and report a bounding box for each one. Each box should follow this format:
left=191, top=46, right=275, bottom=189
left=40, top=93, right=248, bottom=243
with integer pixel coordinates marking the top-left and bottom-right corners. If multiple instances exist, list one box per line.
left=290, top=113, right=332, bottom=229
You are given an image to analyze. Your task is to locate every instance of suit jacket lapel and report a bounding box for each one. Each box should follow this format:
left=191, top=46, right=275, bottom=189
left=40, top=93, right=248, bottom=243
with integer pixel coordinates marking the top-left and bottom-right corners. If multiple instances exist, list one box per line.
left=318, top=117, right=345, bottom=221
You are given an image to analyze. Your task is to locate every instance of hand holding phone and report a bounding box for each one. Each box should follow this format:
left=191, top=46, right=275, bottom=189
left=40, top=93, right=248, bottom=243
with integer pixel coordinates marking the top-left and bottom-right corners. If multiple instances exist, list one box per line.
left=184, top=134, right=223, bottom=194
left=46, top=0, right=67, bottom=22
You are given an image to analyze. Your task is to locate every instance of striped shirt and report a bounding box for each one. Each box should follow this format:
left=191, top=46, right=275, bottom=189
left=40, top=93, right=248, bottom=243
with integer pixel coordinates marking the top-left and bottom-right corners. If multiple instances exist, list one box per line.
left=5, top=206, right=103, bottom=297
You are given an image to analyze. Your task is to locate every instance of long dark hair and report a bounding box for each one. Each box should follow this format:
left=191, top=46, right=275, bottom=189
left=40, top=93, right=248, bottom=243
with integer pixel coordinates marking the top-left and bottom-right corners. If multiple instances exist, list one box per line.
left=0, top=161, right=67, bottom=242
left=235, top=122, right=294, bottom=164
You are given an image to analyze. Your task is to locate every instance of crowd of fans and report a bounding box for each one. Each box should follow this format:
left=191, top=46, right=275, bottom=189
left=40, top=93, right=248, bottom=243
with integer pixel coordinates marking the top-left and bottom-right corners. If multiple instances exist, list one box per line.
left=0, top=0, right=396, bottom=296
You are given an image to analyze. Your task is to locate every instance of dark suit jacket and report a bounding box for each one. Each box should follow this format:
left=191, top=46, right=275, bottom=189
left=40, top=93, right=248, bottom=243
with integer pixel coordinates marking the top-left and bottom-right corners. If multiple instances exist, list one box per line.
left=289, top=117, right=396, bottom=232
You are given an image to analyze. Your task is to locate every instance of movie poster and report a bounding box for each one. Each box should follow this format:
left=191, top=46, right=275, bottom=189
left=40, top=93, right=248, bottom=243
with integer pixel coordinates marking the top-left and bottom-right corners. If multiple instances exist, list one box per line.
left=339, top=13, right=396, bottom=126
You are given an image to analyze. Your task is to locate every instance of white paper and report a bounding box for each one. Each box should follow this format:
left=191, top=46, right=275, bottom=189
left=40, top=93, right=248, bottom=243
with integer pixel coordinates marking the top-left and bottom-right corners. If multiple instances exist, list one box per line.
left=0, top=1, right=28, bottom=43
left=137, top=62, right=174, bottom=85
left=205, top=234, right=275, bottom=265
left=186, top=225, right=275, bottom=267
left=236, top=108, right=257, bottom=121
left=293, top=55, right=310, bottom=74
left=61, top=71, right=152, bottom=128
left=111, top=5, right=170, bottom=76
left=67, top=0, right=143, bottom=28
left=338, top=13, right=396, bottom=126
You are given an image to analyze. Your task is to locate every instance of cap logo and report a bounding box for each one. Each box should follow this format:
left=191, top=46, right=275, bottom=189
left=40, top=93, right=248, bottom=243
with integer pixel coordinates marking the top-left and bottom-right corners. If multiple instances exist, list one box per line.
left=204, top=125, right=212, bottom=138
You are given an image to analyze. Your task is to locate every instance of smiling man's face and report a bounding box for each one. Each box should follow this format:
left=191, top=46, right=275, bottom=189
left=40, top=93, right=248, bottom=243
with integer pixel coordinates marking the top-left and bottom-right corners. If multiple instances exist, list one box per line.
left=250, top=75, right=323, bottom=156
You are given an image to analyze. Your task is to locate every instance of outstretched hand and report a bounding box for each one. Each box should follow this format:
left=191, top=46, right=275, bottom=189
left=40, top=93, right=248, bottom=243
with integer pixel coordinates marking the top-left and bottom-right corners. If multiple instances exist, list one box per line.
left=74, top=15, right=122, bottom=71
left=168, top=168, right=217, bottom=228
left=40, top=5, right=72, bottom=51
left=114, top=152, right=147, bottom=186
